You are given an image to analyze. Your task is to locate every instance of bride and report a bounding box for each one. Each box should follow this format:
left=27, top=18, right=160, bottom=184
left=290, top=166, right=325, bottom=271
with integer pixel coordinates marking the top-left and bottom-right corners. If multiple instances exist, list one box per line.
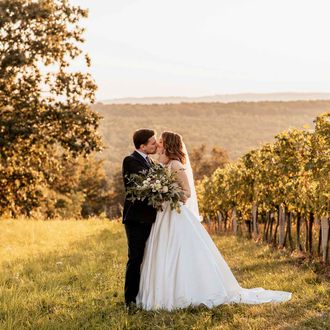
left=136, top=131, right=292, bottom=311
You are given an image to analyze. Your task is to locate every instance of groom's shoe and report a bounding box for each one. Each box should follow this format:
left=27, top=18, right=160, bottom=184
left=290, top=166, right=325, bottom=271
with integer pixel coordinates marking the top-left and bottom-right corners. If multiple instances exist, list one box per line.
left=125, top=301, right=138, bottom=314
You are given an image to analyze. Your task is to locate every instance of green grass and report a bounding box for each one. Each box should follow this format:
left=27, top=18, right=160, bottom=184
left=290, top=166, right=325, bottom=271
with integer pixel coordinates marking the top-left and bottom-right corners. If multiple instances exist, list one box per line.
left=0, top=219, right=329, bottom=329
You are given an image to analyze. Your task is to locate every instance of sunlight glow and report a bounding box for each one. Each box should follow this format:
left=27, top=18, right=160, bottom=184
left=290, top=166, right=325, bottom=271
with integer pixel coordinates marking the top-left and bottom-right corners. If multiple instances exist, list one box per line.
left=71, top=0, right=330, bottom=100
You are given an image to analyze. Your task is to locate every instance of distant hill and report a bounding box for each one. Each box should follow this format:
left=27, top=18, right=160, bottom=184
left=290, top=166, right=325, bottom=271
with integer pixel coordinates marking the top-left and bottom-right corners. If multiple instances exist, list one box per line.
left=93, top=100, right=330, bottom=174
left=102, top=93, right=330, bottom=105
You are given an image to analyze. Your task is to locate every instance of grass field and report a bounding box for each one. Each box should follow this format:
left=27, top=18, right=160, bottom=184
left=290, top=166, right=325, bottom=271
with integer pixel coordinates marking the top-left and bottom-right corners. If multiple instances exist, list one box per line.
left=0, top=219, right=329, bottom=329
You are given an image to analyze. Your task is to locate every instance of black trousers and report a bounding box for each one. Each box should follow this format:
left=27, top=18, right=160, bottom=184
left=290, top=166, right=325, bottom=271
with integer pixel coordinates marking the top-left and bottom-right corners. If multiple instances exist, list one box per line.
left=124, top=222, right=153, bottom=305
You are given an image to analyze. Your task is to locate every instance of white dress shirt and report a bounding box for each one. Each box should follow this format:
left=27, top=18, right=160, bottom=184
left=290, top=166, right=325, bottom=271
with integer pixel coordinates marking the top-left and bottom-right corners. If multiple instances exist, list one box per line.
left=135, top=149, right=149, bottom=163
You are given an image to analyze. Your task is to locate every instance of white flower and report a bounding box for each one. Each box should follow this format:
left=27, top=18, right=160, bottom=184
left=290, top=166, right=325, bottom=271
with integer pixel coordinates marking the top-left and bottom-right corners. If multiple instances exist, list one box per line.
left=147, top=178, right=151, bottom=181
left=156, top=180, right=160, bottom=184
left=155, top=183, right=162, bottom=190
left=162, top=186, right=169, bottom=193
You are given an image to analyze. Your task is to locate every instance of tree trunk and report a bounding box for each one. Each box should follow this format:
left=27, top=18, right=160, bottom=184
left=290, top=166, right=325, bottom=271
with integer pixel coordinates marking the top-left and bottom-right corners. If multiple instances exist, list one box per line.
left=252, top=202, right=259, bottom=239
left=296, top=211, right=303, bottom=251
left=283, top=208, right=292, bottom=249
left=206, top=214, right=211, bottom=232
left=237, top=210, right=243, bottom=237
left=273, top=207, right=280, bottom=246
left=283, top=210, right=288, bottom=248
left=268, top=213, right=274, bottom=243
left=263, top=212, right=270, bottom=241
left=328, top=225, right=330, bottom=264
left=308, top=212, right=314, bottom=255
left=317, top=221, right=322, bottom=256
left=232, top=207, right=238, bottom=235
left=287, top=212, right=294, bottom=250
left=283, top=221, right=288, bottom=247
left=246, top=220, right=252, bottom=239
left=320, top=216, right=329, bottom=263
left=278, top=204, right=286, bottom=247
left=305, top=214, right=309, bottom=252
left=217, top=211, right=222, bottom=234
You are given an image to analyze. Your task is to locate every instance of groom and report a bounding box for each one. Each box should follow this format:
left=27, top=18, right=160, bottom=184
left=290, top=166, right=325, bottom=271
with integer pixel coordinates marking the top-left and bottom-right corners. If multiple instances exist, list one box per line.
left=122, top=128, right=158, bottom=308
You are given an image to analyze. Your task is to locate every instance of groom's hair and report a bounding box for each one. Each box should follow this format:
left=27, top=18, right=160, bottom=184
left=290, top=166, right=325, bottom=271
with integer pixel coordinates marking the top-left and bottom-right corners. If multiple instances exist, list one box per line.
left=133, top=129, right=155, bottom=149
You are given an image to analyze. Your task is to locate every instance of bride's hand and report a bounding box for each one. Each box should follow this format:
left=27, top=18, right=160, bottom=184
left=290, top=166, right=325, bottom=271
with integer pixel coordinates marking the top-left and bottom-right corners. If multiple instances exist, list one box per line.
left=180, top=194, right=188, bottom=204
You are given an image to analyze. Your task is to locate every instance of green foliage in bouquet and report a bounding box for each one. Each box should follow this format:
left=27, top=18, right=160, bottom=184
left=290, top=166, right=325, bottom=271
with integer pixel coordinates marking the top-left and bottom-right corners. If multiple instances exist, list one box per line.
left=125, top=163, right=184, bottom=213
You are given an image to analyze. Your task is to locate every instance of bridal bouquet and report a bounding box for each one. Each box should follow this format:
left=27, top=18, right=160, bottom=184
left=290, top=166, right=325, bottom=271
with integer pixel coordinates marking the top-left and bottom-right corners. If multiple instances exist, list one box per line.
left=125, top=163, right=184, bottom=212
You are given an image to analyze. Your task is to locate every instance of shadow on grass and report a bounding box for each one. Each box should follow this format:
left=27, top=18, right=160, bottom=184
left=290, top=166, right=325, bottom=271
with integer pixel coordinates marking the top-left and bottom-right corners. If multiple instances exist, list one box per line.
left=0, top=227, right=246, bottom=329
left=230, top=258, right=294, bottom=275
left=286, top=311, right=330, bottom=330
left=1, top=227, right=328, bottom=330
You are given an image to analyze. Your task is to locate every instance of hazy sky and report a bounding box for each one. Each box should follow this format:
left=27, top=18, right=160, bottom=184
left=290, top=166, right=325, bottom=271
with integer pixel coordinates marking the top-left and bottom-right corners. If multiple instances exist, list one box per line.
left=71, top=0, right=330, bottom=100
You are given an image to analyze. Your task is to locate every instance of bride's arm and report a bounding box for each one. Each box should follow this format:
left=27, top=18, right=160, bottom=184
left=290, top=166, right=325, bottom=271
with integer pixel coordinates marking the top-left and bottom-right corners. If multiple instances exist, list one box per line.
left=171, top=161, right=191, bottom=202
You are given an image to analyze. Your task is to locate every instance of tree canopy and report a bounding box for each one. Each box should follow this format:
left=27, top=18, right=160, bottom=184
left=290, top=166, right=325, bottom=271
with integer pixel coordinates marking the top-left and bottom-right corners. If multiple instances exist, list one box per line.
left=0, top=0, right=103, bottom=216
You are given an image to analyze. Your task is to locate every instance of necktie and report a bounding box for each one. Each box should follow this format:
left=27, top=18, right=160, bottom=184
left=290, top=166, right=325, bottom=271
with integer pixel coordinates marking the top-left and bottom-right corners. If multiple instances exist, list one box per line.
left=146, top=155, right=152, bottom=165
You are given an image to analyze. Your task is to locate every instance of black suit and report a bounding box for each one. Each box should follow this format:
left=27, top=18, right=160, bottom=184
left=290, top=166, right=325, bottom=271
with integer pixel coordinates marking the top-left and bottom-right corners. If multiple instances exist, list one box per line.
left=122, top=151, right=157, bottom=305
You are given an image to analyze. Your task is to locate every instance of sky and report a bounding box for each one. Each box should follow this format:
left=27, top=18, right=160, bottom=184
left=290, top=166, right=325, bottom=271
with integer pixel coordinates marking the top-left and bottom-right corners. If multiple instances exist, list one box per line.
left=71, top=0, right=330, bottom=100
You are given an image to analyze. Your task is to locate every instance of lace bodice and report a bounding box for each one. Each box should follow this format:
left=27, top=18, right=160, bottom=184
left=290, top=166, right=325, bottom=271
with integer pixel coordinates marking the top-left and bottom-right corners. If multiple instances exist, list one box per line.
left=167, top=160, right=191, bottom=199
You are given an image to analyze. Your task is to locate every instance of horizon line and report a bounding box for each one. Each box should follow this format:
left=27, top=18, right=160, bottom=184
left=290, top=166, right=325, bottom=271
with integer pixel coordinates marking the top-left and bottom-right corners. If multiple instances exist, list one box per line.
left=98, top=91, right=330, bottom=103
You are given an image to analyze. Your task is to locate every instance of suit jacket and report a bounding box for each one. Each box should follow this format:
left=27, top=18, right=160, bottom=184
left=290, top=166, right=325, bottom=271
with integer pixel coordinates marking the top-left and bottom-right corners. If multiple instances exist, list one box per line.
left=122, top=151, right=157, bottom=224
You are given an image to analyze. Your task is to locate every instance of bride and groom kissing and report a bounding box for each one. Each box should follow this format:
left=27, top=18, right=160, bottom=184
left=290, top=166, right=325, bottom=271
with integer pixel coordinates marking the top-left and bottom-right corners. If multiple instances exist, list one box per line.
left=122, top=128, right=292, bottom=312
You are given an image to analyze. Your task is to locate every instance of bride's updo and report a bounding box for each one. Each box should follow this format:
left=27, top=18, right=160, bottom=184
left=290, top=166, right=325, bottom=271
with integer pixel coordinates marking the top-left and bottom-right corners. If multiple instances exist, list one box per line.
left=161, top=131, right=186, bottom=164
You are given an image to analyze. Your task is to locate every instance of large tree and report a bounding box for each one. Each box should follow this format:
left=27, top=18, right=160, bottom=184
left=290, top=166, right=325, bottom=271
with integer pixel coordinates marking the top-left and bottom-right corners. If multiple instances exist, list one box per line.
left=0, top=0, right=102, bottom=216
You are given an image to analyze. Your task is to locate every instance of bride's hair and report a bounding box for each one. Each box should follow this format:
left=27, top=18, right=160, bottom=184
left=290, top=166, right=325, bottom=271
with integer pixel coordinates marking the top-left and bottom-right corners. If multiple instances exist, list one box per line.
left=161, top=131, right=186, bottom=164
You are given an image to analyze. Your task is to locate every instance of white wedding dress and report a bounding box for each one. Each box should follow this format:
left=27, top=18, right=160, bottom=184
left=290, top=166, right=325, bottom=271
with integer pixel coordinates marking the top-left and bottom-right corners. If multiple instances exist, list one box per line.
left=136, top=159, right=292, bottom=311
